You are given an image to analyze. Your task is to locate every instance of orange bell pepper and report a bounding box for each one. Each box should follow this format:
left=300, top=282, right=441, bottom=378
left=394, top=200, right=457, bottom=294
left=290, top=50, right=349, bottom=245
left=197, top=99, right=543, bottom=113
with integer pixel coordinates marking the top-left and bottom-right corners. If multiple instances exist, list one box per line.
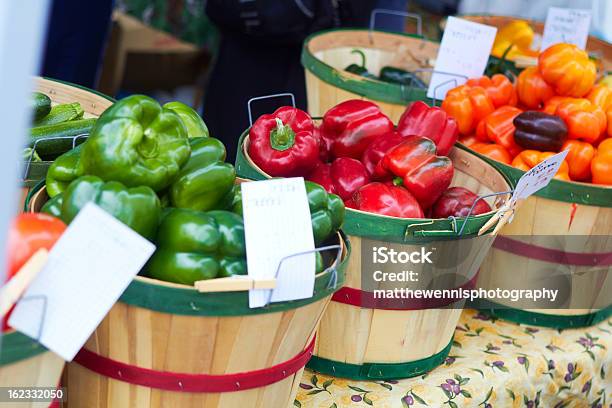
left=555, top=98, right=607, bottom=143
left=587, top=84, right=612, bottom=111
left=471, top=142, right=512, bottom=164
left=512, top=150, right=570, bottom=180
left=591, top=138, right=612, bottom=185
left=607, top=108, right=612, bottom=138
left=516, top=66, right=556, bottom=109
left=458, top=135, right=478, bottom=147
left=466, top=74, right=517, bottom=108
left=562, top=140, right=595, bottom=181
left=538, top=43, right=597, bottom=97
left=475, top=106, right=523, bottom=156
left=542, top=96, right=574, bottom=115
left=442, top=85, right=495, bottom=135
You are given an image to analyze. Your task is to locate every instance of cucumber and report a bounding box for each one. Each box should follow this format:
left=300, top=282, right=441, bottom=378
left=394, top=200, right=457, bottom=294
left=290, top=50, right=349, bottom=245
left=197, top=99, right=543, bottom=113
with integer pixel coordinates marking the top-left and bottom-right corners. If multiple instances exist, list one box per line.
left=34, top=102, right=84, bottom=126
left=32, top=92, right=52, bottom=121
left=29, top=118, right=96, bottom=159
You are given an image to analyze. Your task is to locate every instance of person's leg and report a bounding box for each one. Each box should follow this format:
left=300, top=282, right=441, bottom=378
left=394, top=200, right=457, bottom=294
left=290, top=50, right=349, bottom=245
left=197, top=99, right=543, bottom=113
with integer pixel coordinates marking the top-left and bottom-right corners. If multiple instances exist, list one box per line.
left=202, top=34, right=306, bottom=163
left=41, top=0, right=114, bottom=88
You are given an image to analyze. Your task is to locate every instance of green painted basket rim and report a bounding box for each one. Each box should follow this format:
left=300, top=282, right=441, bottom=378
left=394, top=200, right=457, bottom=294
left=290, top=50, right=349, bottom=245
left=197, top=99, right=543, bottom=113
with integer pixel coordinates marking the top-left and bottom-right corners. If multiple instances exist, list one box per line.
left=301, top=28, right=516, bottom=107
left=307, top=336, right=453, bottom=380
left=460, top=143, right=612, bottom=207
left=0, top=331, right=47, bottom=366
left=302, top=28, right=432, bottom=106
left=478, top=301, right=612, bottom=329
left=236, top=130, right=513, bottom=242
left=25, top=182, right=350, bottom=316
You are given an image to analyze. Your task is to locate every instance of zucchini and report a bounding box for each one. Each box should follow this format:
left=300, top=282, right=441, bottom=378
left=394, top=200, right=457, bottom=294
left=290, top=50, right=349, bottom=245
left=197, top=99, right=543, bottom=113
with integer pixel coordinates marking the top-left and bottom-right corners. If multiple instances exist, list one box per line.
left=32, top=92, right=52, bottom=121
left=29, top=118, right=96, bottom=159
left=22, top=147, right=41, bottom=163
left=34, top=102, right=84, bottom=126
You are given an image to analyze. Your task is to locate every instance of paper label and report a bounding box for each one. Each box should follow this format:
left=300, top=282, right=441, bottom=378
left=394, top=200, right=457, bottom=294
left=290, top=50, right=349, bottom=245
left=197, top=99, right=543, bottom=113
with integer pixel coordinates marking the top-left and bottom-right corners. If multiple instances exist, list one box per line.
left=427, top=16, right=497, bottom=100
left=541, top=7, right=591, bottom=51
left=512, top=150, right=569, bottom=202
left=9, top=203, right=155, bottom=361
left=241, top=178, right=316, bottom=308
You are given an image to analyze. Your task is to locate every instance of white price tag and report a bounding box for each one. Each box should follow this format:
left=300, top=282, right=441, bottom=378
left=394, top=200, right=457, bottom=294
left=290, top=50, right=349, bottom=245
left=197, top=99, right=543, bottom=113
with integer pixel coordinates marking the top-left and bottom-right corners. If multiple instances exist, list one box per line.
left=428, top=16, right=497, bottom=100
left=541, top=7, right=591, bottom=51
left=241, top=178, right=316, bottom=308
left=9, top=203, right=156, bottom=361
left=512, top=150, right=569, bottom=202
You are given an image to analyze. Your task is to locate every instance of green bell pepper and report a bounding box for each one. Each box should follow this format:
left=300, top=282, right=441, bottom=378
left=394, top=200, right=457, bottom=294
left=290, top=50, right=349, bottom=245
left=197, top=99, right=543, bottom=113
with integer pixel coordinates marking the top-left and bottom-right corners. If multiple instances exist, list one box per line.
left=232, top=180, right=345, bottom=246
left=169, top=137, right=235, bottom=211
left=61, top=175, right=161, bottom=239
left=41, top=194, right=63, bottom=217
left=46, top=144, right=84, bottom=198
left=379, top=67, right=427, bottom=89
left=345, top=49, right=376, bottom=79
left=145, top=208, right=247, bottom=284
left=164, top=101, right=209, bottom=138
left=79, top=95, right=191, bottom=192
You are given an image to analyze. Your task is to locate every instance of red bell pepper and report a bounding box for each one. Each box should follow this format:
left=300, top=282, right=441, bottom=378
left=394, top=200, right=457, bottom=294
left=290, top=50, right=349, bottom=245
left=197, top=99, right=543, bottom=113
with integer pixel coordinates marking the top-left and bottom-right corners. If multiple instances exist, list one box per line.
left=396, top=101, right=459, bottom=156
left=3, top=213, right=66, bottom=331
left=361, top=130, right=405, bottom=179
left=307, top=157, right=369, bottom=201
left=248, top=106, right=319, bottom=177
left=321, top=100, right=394, bottom=159
left=348, top=182, right=424, bottom=218
left=381, top=136, right=454, bottom=209
left=431, top=187, right=492, bottom=218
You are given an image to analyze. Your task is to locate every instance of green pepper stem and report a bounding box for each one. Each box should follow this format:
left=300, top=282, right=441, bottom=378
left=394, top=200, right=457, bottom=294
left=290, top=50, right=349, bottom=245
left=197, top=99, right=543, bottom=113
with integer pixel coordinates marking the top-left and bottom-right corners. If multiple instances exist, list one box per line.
left=269, top=118, right=296, bottom=152
left=351, top=49, right=367, bottom=69
left=392, top=177, right=403, bottom=186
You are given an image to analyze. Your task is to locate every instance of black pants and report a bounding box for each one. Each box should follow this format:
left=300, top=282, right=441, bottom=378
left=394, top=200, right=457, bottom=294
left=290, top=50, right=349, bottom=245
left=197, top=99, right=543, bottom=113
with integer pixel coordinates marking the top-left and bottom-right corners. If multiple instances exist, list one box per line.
left=202, top=34, right=307, bottom=163
left=41, top=0, right=114, bottom=89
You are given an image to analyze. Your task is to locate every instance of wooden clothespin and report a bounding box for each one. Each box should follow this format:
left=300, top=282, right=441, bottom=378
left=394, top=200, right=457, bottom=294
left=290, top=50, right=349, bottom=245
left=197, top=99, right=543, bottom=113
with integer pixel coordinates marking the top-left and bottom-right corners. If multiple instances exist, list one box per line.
left=0, top=249, right=48, bottom=317
left=194, top=276, right=277, bottom=293
left=478, top=199, right=521, bottom=236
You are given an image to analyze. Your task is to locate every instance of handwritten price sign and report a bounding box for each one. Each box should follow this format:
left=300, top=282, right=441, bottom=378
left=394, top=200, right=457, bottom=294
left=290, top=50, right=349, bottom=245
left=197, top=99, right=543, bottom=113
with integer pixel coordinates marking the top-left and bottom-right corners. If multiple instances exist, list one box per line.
left=512, top=150, right=569, bottom=201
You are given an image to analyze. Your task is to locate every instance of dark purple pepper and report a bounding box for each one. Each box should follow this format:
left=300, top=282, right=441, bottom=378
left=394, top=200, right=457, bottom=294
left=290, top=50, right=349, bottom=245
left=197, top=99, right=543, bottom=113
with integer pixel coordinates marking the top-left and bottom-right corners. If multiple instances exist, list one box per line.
left=513, top=111, right=568, bottom=151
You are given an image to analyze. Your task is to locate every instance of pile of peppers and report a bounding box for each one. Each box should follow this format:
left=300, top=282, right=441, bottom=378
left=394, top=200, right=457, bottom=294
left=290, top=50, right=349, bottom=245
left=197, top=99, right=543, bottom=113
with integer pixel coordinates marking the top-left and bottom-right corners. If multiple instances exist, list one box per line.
left=42, top=95, right=345, bottom=285
left=446, top=42, right=611, bottom=185
left=247, top=99, right=491, bottom=219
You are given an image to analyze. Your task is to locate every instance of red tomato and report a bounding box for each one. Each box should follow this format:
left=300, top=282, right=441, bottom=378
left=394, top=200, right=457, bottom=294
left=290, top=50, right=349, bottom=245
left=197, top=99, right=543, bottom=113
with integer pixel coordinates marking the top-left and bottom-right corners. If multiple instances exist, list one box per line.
left=3, top=213, right=65, bottom=331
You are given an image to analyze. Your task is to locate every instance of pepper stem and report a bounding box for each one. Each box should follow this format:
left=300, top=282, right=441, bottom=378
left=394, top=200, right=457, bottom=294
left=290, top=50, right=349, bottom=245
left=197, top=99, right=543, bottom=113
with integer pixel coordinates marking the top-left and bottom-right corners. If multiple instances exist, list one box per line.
left=392, top=177, right=403, bottom=186
left=270, top=118, right=296, bottom=151
left=351, top=49, right=367, bottom=69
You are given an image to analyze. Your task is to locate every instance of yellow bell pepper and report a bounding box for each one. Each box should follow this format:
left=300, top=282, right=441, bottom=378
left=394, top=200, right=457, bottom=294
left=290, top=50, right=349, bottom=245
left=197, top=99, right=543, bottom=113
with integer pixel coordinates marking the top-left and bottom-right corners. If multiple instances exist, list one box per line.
left=491, top=20, right=538, bottom=60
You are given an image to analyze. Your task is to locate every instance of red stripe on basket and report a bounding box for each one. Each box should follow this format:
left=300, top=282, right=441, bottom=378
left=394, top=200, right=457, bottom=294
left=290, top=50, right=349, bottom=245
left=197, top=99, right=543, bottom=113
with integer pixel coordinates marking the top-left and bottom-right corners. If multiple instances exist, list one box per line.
left=331, top=273, right=479, bottom=310
left=493, top=236, right=612, bottom=266
left=73, top=336, right=315, bottom=393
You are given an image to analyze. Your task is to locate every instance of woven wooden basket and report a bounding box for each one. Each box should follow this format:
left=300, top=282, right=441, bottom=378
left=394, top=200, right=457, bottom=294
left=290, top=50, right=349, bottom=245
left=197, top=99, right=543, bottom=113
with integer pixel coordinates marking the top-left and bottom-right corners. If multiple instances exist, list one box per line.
left=236, top=130, right=512, bottom=380
left=27, top=183, right=349, bottom=408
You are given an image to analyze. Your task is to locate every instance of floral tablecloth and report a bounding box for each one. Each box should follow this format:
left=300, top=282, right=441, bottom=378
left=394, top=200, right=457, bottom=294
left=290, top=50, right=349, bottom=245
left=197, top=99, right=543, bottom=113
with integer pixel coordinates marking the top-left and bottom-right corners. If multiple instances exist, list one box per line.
left=296, top=309, right=612, bottom=408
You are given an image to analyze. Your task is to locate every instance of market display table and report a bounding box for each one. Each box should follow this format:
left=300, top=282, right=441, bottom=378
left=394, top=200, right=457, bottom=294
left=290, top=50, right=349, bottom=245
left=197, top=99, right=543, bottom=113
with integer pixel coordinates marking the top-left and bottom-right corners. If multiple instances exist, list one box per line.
left=297, top=309, right=612, bottom=408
